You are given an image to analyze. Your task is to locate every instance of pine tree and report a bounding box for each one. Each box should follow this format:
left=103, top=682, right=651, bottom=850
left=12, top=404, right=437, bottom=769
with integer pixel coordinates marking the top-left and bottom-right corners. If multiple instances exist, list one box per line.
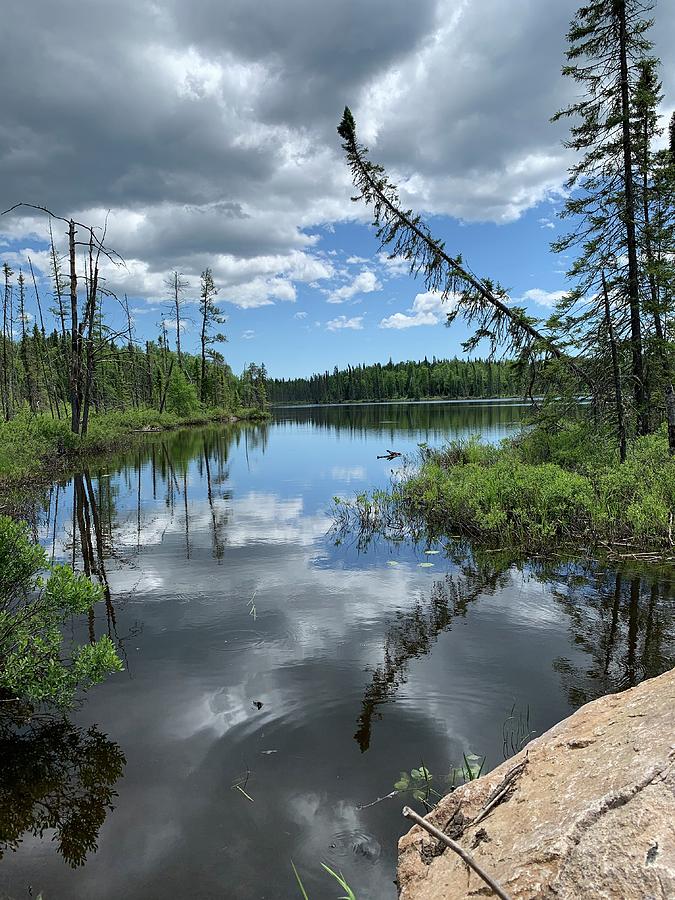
left=552, top=0, right=655, bottom=437
left=199, top=268, right=227, bottom=404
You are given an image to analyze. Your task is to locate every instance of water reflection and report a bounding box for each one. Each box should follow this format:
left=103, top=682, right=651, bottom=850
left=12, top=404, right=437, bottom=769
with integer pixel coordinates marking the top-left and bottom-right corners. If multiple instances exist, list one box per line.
left=274, top=400, right=525, bottom=444
left=355, top=568, right=511, bottom=753
left=0, top=710, right=125, bottom=868
left=550, top=567, right=674, bottom=706
left=0, top=405, right=672, bottom=899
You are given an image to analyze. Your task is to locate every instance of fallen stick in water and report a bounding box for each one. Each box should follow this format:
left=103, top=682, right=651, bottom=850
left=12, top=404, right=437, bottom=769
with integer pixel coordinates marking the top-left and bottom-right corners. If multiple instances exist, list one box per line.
left=402, top=806, right=513, bottom=900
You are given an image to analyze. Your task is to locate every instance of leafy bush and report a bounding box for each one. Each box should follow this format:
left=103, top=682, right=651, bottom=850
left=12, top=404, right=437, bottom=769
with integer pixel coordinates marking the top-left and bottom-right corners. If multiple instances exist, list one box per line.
left=0, top=517, right=122, bottom=706
left=166, top=367, right=200, bottom=417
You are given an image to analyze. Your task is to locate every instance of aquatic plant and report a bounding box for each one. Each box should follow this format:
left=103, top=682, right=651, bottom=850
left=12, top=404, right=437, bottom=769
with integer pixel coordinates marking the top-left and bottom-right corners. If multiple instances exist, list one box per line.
left=333, top=428, right=675, bottom=552
left=393, top=756, right=486, bottom=810
left=291, top=860, right=358, bottom=899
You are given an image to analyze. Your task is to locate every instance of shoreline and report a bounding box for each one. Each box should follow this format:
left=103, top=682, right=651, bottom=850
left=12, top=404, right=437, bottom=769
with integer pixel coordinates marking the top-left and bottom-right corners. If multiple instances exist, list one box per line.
left=333, top=427, right=675, bottom=562
left=270, top=396, right=536, bottom=409
left=0, top=406, right=270, bottom=499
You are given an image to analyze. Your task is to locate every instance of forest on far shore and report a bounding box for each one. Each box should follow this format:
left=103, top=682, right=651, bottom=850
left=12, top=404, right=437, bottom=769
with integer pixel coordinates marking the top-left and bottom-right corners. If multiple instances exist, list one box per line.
left=268, top=357, right=519, bottom=404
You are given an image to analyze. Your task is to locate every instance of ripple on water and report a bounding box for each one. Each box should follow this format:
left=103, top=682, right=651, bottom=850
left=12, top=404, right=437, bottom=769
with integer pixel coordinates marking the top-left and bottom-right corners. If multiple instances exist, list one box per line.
left=327, top=830, right=382, bottom=863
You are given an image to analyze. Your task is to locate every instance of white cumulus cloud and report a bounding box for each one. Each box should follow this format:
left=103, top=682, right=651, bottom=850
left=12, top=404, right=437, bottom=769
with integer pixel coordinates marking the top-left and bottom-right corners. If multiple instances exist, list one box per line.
left=326, top=315, right=364, bottom=331
left=379, top=291, right=453, bottom=329
left=326, top=269, right=382, bottom=304
left=521, top=288, right=566, bottom=307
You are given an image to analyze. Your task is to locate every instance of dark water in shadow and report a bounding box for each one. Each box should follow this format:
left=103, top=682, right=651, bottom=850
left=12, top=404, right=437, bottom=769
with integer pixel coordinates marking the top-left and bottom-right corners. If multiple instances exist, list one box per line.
left=0, top=402, right=673, bottom=899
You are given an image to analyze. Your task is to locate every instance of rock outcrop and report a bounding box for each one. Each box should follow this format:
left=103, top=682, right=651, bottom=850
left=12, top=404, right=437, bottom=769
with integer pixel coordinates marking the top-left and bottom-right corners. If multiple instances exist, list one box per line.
left=398, top=667, right=675, bottom=899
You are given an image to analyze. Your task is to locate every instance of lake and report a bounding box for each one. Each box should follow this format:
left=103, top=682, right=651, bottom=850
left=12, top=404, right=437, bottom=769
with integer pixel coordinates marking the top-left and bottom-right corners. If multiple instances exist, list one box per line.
left=1, top=401, right=673, bottom=899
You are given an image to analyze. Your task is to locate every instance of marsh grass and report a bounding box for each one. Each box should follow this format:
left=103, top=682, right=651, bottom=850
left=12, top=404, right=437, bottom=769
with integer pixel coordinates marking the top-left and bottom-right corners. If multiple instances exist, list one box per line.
left=0, top=405, right=269, bottom=485
left=333, top=426, right=675, bottom=553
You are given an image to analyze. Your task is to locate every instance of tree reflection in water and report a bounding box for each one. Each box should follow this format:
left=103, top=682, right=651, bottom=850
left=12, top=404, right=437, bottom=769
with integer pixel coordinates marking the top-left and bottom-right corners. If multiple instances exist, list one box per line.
left=0, top=709, right=125, bottom=868
left=355, top=563, right=511, bottom=752
left=355, top=550, right=674, bottom=752
left=552, top=568, right=674, bottom=706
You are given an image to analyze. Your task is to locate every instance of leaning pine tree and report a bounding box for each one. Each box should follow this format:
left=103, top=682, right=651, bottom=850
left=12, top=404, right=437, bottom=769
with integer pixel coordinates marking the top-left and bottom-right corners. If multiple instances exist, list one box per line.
left=336, top=110, right=595, bottom=404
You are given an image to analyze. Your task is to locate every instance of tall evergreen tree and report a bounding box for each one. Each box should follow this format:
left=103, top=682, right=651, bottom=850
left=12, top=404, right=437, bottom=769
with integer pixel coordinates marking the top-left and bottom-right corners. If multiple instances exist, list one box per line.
left=198, top=268, right=227, bottom=403
left=551, top=0, right=655, bottom=436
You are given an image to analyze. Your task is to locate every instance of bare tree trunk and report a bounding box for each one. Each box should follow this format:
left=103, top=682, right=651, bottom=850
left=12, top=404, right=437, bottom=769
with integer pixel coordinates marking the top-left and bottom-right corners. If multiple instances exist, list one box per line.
left=80, top=233, right=100, bottom=435
left=173, top=275, right=183, bottom=371
left=200, top=309, right=207, bottom=403
left=602, top=271, right=627, bottom=463
left=667, top=385, right=675, bottom=456
left=640, top=128, right=675, bottom=452
left=28, top=259, right=59, bottom=419
left=68, top=219, right=82, bottom=434
left=145, top=340, right=153, bottom=405
left=50, top=221, right=67, bottom=339
left=123, top=294, right=138, bottom=407
left=18, top=272, right=37, bottom=412
left=2, top=264, right=12, bottom=421
left=617, top=1, right=647, bottom=435
left=159, top=358, right=174, bottom=414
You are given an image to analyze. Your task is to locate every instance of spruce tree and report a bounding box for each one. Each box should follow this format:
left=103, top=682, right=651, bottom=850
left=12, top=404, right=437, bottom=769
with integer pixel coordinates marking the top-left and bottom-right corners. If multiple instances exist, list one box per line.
left=552, top=0, right=655, bottom=437
left=199, top=268, right=227, bottom=404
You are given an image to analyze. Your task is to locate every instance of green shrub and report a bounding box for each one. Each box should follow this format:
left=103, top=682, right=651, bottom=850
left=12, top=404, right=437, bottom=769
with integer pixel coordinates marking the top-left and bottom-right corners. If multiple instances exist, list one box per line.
left=341, top=424, right=675, bottom=550
left=0, top=517, right=122, bottom=706
left=166, top=368, right=200, bottom=417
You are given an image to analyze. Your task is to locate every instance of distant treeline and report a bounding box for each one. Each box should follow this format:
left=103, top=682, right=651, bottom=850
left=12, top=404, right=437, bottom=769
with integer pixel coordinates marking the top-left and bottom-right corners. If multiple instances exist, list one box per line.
left=268, top=358, right=520, bottom=404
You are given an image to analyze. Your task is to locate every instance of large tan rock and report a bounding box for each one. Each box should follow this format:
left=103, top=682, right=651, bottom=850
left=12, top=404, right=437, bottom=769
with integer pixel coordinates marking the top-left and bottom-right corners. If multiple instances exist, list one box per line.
left=398, top=668, right=675, bottom=899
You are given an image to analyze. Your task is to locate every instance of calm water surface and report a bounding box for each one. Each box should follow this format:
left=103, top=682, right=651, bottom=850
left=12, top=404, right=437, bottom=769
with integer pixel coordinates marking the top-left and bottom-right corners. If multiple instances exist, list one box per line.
left=1, top=402, right=673, bottom=899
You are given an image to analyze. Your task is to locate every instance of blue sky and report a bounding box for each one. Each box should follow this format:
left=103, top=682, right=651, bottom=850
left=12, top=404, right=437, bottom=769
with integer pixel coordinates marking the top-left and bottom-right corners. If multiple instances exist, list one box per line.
left=0, top=204, right=567, bottom=379
left=1, top=0, right=673, bottom=379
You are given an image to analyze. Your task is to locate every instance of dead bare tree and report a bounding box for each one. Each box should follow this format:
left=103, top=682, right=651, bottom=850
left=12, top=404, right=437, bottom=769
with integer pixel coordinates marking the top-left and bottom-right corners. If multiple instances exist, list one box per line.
left=2, top=203, right=123, bottom=435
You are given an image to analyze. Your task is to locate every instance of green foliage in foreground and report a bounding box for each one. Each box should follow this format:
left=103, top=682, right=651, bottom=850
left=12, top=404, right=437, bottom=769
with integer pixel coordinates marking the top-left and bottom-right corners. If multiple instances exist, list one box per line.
left=336, top=425, right=675, bottom=550
left=0, top=516, right=122, bottom=706
left=0, top=405, right=269, bottom=482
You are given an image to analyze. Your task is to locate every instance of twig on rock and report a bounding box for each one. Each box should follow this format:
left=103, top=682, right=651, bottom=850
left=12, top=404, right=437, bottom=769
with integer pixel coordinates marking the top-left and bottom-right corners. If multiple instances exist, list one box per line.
left=402, top=806, right=513, bottom=900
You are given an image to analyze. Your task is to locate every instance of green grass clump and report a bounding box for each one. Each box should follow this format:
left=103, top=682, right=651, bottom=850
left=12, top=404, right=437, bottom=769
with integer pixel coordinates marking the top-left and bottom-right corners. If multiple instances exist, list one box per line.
left=339, top=426, right=675, bottom=551
left=402, top=428, right=675, bottom=548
